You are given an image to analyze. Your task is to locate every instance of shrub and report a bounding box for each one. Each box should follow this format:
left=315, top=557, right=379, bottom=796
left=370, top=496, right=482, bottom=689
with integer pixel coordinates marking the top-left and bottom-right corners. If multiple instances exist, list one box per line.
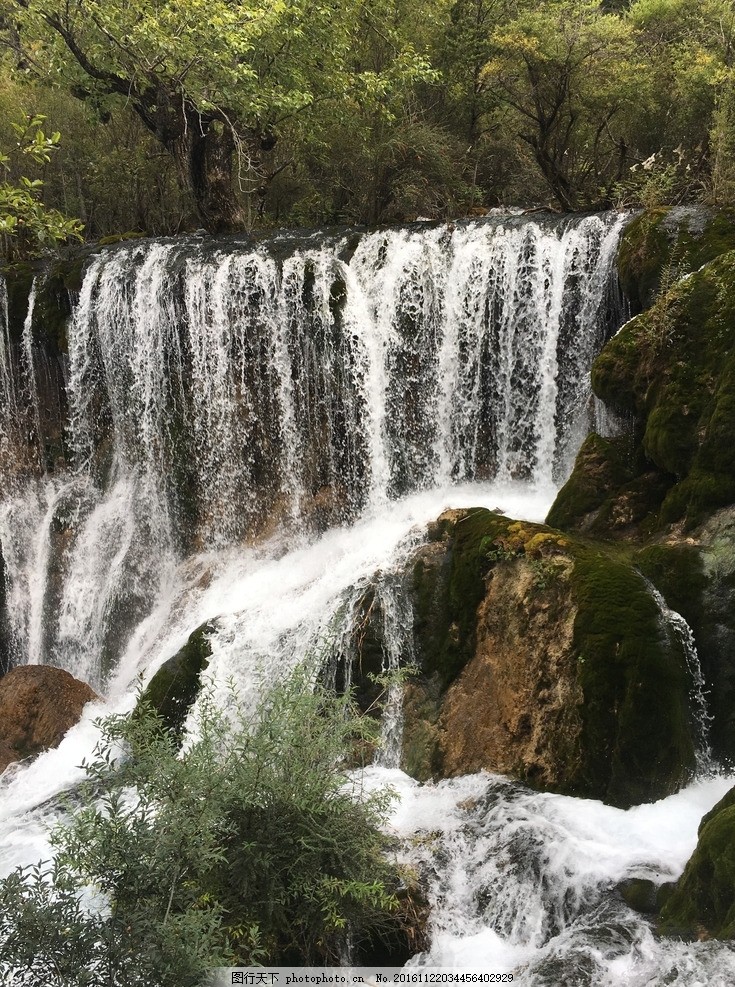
left=0, top=668, right=398, bottom=985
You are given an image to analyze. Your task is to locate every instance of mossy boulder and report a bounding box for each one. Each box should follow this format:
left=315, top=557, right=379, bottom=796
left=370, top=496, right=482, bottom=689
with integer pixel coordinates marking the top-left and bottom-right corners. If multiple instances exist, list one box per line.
left=660, top=785, right=735, bottom=939
left=570, top=546, right=694, bottom=806
left=617, top=207, right=735, bottom=312
left=594, top=250, right=735, bottom=529
left=618, top=878, right=659, bottom=915
left=141, top=622, right=213, bottom=735
left=402, top=509, right=696, bottom=806
left=553, top=248, right=735, bottom=539
left=411, top=507, right=516, bottom=690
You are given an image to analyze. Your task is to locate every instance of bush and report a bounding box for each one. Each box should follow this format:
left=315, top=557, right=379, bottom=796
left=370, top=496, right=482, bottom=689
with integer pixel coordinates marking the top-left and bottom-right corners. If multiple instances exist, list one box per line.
left=0, top=669, right=399, bottom=985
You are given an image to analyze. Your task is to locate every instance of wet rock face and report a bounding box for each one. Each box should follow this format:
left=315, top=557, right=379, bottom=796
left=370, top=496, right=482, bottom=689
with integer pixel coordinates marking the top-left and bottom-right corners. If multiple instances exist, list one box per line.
left=402, top=509, right=696, bottom=808
left=660, top=785, right=735, bottom=940
left=0, top=664, right=98, bottom=772
left=439, top=547, right=582, bottom=789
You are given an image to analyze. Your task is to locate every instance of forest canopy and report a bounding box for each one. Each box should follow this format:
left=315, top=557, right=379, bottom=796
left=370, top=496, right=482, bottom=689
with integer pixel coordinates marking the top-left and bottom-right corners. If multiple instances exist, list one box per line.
left=0, top=0, right=733, bottom=239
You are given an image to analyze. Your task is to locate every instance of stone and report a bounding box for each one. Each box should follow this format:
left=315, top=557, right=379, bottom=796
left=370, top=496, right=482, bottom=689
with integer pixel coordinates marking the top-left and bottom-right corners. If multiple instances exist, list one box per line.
left=0, top=664, right=98, bottom=770
left=140, top=621, right=213, bottom=735
left=438, top=545, right=582, bottom=791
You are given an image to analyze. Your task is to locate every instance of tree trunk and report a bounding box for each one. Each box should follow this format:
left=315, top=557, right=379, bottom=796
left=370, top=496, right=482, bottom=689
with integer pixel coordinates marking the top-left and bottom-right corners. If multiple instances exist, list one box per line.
left=530, top=136, right=578, bottom=212
left=168, top=116, right=244, bottom=233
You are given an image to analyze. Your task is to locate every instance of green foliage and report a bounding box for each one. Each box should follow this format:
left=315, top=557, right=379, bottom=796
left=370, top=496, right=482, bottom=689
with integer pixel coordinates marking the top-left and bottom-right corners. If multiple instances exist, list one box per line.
left=3, top=0, right=435, bottom=229
left=0, top=671, right=399, bottom=984
left=546, top=433, right=635, bottom=533
left=0, top=114, right=83, bottom=257
left=1, top=0, right=734, bottom=227
left=483, top=1, right=642, bottom=209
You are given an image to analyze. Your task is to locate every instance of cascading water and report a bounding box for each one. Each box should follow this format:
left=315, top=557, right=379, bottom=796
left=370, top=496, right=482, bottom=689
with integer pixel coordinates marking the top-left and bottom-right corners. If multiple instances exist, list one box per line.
left=0, top=212, right=732, bottom=983
left=648, top=583, right=715, bottom=774
left=0, top=212, right=625, bottom=689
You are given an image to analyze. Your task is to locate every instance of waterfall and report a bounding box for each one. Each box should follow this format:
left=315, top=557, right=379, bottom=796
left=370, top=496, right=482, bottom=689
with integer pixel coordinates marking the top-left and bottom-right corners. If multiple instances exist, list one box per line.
left=3, top=212, right=733, bottom=982
left=59, top=216, right=624, bottom=547
left=0, top=213, right=625, bottom=686
left=372, top=766, right=735, bottom=981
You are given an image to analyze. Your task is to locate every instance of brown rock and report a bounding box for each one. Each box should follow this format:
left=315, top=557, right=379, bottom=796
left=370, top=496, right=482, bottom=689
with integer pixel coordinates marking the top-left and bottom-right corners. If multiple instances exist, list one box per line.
left=0, top=739, right=18, bottom=774
left=438, top=553, right=583, bottom=788
left=0, top=665, right=99, bottom=769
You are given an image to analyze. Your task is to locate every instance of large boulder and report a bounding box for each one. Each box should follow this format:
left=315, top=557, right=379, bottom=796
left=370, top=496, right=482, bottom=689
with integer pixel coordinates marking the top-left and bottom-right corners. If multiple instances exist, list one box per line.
left=0, top=664, right=98, bottom=772
left=400, top=509, right=697, bottom=808
left=547, top=242, right=735, bottom=763
left=591, top=249, right=735, bottom=531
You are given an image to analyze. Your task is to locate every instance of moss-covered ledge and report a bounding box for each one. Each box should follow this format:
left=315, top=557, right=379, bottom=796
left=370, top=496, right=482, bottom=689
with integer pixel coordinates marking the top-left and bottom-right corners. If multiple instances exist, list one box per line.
left=551, top=248, right=735, bottom=542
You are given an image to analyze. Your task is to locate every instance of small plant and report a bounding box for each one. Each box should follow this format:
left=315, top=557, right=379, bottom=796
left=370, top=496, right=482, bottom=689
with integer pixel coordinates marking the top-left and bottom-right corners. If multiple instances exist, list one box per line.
left=528, top=557, right=558, bottom=591
left=480, top=536, right=519, bottom=564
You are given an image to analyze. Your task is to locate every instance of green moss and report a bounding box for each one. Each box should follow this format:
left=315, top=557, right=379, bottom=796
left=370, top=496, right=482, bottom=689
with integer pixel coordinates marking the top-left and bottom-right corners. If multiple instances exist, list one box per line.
left=590, top=320, right=642, bottom=415
left=97, top=232, right=146, bottom=246
left=589, top=471, right=675, bottom=540
left=400, top=679, right=443, bottom=781
left=617, top=209, right=672, bottom=311
left=140, top=622, right=213, bottom=736
left=547, top=433, right=633, bottom=531
left=570, top=547, right=695, bottom=807
left=660, top=787, right=735, bottom=939
left=411, top=509, right=529, bottom=688
left=412, top=510, right=482, bottom=687
left=410, top=509, right=696, bottom=805
left=617, top=208, right=735, bottom=312
left=583, top=249, right=735, bottom=532
left=634, top=542, right=707, bottom=636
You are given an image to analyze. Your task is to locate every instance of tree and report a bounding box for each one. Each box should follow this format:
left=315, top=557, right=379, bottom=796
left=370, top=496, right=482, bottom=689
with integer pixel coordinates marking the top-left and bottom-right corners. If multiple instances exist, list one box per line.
left=0, top=113, right=83, bottom=257
left=2, top=0, right=431, bottom=231
left=627, top=0, right=735, bottom=201
left=482, top=1, right=642, bottom=210
left=0, top=671, right=400, bottom=984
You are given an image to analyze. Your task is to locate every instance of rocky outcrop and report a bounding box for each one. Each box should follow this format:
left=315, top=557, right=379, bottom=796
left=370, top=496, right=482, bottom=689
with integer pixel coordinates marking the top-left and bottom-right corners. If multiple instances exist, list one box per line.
left=400, top=509, right=696, bottom=808
left=660, top=784, right=735, bottom=939
left=140, top=622, right=213, bottom=735
left=437, top=525, right=580, bottom=786
left=0, top=664, right=98, bottom=772
left=592, top=249, right=735, bottom=531
left=547, top=218, right=735, bottom=762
